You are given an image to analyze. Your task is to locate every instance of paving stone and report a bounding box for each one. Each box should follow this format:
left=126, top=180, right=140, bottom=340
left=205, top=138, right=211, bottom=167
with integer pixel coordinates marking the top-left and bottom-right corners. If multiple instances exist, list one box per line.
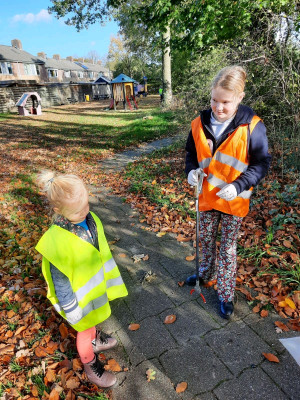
left=261, top=351, right=300, bottom=400
left=159, top=301, right=220, bottom=345
left=125, top=284, right=175, bottom=320
left=204, top=320, right=272, bottom=375
left=160, top=338, right=232, bottom=394
left=112, top=359, right=178, bottom=400
left=244, top=311, right=300, bottom=354
left=122, top=315, right=177, bottom=359
left=213, top=367, right=288, bottom=400
left=194, top=393, right=218, bottom=400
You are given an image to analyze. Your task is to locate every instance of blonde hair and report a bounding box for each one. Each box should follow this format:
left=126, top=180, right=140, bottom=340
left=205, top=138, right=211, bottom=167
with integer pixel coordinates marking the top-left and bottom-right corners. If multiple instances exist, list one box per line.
left=36, top=170, right=87, bottom=213
left=212, top=66, right=247, bottom=95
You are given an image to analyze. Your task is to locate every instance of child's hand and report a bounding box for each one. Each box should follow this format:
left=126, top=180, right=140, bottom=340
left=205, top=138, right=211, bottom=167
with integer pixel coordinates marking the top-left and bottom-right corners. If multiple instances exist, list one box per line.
left=216, top=184, right=237, bottom=201
left=65, top=305, right=83, bottom=325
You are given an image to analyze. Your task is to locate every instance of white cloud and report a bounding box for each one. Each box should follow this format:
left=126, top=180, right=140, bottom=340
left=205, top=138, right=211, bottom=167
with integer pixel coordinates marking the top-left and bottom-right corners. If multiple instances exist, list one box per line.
left=12, top=9, right=52, bottom=24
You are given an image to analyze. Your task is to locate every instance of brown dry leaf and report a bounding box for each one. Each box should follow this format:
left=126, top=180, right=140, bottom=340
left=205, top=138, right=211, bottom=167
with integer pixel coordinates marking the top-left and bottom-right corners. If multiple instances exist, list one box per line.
left=143, top=254, right=149, bottom=261
left=34, top=346, right=48, bottom=358
left=262, top=352, right=280, bottom=363
left=274, top=321, right=289, bottom=332
left=59, top=323, right=69, bottom=339
left=45, top=368, right=56, bottom=384
left=164, top=314, right=176, bottom=324
left=15, top=326, right=27, bottom=336
left=104, top=358, right=122, bottom=372
left=283, top=240, right=292, bottom=248
left=186, top=255, right=195, bottom=261
left=66, top=376, right=80, bottom=389
left=252, top=305, right=261, bottom=313
left=65, top=390, right=76, bottom=400
left=177, top=235, right=191, bottom=242
left=49, top=388, right=60, bottom=400
left=260, top=309, right=269, bottom=318
left=72, top=358, right=82, bottom=371
left=119, top=253, right=127, bottom=258
left=128, top=323, right=140, bottom=331
left=31, top=386, right=39, bottom=397
left=203, top=279, right=217, bottom=288
left=176, top=382, right=188, bottom=393
left=178, top=281, right=185, bottom=287
left=278, top=300, right=287, bottom=308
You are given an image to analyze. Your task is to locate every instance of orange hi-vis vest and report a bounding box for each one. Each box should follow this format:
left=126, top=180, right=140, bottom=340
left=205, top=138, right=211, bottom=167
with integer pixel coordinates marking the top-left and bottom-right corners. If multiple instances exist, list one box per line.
left=191, top=115, right=261, bottom=217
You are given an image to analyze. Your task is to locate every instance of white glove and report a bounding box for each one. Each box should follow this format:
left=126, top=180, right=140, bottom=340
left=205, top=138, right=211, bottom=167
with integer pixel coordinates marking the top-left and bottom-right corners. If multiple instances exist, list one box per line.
left=188, top=168, right=206, bottom=186
left=216, top=184, right=237, bottom=201
left=65, top=305, right=83, bottom=325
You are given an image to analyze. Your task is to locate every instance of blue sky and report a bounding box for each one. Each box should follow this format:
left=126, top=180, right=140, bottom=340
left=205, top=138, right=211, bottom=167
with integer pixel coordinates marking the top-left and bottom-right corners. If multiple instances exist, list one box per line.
left=1, top=0, right=119, bottom=60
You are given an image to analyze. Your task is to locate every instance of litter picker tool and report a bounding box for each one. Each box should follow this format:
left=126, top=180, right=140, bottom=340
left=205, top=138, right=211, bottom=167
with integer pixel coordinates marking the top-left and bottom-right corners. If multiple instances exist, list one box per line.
left=190, top=169, right=206, bottom=303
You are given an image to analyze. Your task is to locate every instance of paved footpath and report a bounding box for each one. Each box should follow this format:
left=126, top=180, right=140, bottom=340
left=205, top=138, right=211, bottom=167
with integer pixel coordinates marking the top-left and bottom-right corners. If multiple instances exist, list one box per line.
left=90, top=137, right=300, bottom=400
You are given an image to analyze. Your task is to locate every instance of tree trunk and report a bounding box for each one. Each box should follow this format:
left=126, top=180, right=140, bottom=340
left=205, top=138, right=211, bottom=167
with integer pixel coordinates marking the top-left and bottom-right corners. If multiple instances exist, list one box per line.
left=162, top=23, right=172, bottom=107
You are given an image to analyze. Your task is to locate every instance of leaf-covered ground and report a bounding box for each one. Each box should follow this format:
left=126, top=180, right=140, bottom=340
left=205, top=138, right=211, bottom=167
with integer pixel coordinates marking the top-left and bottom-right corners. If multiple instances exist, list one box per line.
left=0, top=97, right=299, bottom=397
left=0, top=96, right=181, bottom=398
left=107, top=142, right=300, bottom=328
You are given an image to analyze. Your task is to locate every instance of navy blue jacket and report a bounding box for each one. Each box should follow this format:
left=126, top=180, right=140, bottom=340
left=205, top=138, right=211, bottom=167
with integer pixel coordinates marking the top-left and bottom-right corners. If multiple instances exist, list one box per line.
left=185, top=105, right=272, bottom=195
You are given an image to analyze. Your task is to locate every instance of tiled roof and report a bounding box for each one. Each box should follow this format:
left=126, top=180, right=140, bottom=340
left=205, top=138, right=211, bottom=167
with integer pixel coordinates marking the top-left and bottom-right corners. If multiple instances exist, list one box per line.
left=0, top=45, right=44, bottom=64
left=38, top=57, right=85, bottom=71
left=75, top=61, right=109, bottom=74
left=94, top=75, right=111, bottom=84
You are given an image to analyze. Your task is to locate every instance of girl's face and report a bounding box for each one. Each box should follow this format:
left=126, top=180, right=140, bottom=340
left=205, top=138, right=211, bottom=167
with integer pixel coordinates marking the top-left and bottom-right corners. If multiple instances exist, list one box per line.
left=211, top=86, right=244, bottom=122
left=55, top=190, right=90, bottom=224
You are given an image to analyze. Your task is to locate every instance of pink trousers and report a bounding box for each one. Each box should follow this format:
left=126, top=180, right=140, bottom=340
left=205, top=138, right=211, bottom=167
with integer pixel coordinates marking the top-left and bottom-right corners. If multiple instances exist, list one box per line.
left=76, top=326, right=96, bottom=364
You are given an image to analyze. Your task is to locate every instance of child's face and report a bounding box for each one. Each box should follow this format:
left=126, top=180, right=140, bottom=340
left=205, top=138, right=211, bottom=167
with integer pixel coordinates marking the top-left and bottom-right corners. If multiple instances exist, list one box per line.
left=211, top=87, right=244, bottom=122
left=60, top=191, right=90, bottom=224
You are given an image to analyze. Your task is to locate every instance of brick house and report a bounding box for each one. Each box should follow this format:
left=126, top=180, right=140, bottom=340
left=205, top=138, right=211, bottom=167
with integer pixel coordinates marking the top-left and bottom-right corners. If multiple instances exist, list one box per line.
left=0, top=39, right=46, bottom=83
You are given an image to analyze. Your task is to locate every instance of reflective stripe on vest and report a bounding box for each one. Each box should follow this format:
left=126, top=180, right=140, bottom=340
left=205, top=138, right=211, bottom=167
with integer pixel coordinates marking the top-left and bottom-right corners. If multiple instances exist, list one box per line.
left=191, top=115, right=261, bottom=217
left=35, top=211, right=128, bottom=332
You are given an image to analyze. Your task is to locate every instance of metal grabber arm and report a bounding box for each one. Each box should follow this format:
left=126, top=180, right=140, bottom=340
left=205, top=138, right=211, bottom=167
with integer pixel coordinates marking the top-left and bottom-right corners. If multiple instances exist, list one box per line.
left=190, top=168, right=206, bottom=303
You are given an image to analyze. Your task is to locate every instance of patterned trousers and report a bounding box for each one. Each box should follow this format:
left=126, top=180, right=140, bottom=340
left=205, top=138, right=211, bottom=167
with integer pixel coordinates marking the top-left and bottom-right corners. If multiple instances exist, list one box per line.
left=198, top=210, right=243, bottom=302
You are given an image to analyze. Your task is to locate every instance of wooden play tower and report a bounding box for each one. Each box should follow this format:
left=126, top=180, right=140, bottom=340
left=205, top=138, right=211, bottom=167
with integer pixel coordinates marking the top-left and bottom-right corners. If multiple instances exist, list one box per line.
left=109, top=73, right=138, bottom=111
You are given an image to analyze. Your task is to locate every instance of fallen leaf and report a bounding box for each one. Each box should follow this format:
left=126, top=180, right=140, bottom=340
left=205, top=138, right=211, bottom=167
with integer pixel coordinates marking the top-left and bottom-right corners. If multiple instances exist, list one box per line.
left=49, top=388, right=60, bottom=400
left=252, top=305, right=261, bottom=313
left=143, top=254, right=149, bottom=261
left=104, top=358, right=121, bottom=372
left=164, top=314, right=176, bottom=324
left=262, top=352, right=280, bottom=363
left=274, top=321, right=289, bottom=332
left=177, top=281, right=185, bottom=287
left=119, top=253, right=127, bottom=258
left=66, top=376, right=80, bottom=389
left=278, top=301, right=287, bottom=308
left=128, top=323, right=140, bottom=331
left=283, top=240, right=292, bottom=248
left=260, top=309, right=269, bottom=318
left=176, top=382, right=188, bottom=393
left=156, top=232, right=166, bottom=237
left=285, top=297, right=296, bottom=310
left=59, top=323, right=68, bottom=339
left=132, top=254, right=145, bottom=263
left=186, top=255, right=195, bottom=261
left=146, top=368, right=156, bottom=382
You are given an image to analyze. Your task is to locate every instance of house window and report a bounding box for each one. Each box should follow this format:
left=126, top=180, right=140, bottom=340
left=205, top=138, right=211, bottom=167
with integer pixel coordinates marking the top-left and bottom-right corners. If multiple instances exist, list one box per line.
left=24, top=64, right=37, bottom=75
left=77, top=71, right=84, bottom=78
left=48, top=69, right=58, bottom=78
left=88, top=72, right=94, bottom=79
left=0, top=62, right=13, bottom=74
left=64, top=70, right=71, bottom=78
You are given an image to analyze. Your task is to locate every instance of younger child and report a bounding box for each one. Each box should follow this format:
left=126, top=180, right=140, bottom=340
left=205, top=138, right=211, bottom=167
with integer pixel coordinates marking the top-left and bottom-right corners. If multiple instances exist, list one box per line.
left=36, top=171, right=128, bottom=388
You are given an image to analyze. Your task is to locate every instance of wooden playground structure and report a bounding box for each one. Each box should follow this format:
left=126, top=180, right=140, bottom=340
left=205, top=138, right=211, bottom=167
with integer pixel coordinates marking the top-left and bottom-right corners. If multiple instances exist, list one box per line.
left=109, top=73, right=138, bottom=111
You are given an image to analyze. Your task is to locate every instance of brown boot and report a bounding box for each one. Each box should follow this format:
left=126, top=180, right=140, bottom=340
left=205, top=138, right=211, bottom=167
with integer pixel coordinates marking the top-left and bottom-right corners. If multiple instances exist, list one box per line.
left=84, top=356, right=116, bottom=388
left=92, top=330, right=118, bottom=353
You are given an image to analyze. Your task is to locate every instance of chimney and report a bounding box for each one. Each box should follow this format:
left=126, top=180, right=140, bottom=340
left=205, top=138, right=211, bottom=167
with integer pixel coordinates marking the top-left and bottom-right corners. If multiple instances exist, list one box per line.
left=37, top=52, right=46, bottom=59
left=53, top=54, right=60, bottom=60
left=11, top=39, right=22, bottom=50
left=66, top=56, right=73, bottom=62
left=97, top=60, right=102, bottom=65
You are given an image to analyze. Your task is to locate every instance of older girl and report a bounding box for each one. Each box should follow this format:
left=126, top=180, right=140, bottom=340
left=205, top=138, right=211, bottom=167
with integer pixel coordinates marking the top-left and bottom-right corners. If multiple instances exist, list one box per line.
left=185, top=66, right=271, bottom=318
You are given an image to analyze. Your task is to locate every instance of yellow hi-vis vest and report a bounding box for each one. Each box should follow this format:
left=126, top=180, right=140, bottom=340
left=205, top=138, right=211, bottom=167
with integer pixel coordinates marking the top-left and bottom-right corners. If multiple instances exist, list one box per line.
left=191, top=115, right=261, bottom=217
left=35, top=211, right=128, bottom=332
